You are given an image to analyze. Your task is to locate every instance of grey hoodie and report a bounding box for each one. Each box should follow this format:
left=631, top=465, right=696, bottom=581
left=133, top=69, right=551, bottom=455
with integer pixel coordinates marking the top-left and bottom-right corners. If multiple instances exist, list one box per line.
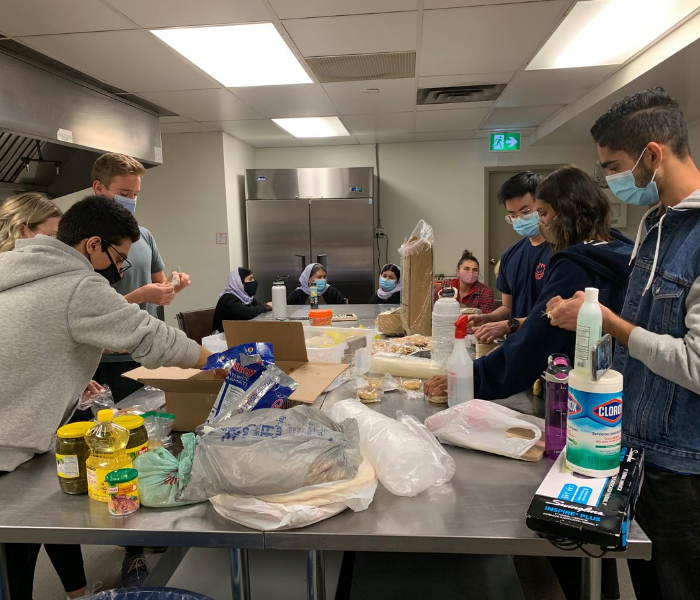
left=0, top=237, right=201, bottom=471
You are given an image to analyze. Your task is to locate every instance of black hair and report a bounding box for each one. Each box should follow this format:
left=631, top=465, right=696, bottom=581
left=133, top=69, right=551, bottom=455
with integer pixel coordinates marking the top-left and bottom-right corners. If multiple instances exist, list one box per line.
left=380, top=263, right=401, bottom=281
left=57, top=195, right=141, bottom=247
left=458, top=249, right=479, bottom=270
left=238, top=267, right=252, bottom=282
left=497, top=171, right=544, bottom=205
left=310, top=263, right=326, bottom=278
left=590, top=87, right=690, bottom=159
left=536, top=166, right=611, bottom=253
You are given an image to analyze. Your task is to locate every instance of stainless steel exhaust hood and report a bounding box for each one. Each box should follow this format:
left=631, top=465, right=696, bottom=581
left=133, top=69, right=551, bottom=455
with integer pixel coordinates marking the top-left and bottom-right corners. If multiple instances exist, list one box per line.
left=0, top=47, right=162, bottom=198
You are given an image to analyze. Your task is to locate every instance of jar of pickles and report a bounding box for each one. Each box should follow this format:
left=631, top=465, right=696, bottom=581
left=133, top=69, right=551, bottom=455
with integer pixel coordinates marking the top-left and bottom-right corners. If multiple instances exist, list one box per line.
left=55, top=422, right=93, bottom=494
left=113, top=415, right=149, bottom=461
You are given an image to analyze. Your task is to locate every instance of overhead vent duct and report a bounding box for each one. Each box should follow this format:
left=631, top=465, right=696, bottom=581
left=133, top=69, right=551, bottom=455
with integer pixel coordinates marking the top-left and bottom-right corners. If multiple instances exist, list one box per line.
left=417, top=84, right=506, bottom=106
left=306, top=51, right=415, bottom=83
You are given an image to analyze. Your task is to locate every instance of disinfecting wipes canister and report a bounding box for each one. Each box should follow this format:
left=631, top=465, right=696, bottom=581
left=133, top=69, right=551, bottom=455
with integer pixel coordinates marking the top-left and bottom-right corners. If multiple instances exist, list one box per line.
left=566, top=369, right=623, bottom=477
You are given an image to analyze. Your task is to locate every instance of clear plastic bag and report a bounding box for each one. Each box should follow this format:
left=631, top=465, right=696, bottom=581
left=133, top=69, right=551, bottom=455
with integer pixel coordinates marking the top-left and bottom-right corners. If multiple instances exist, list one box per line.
left=143, top=412, right=175, bottom=449
left=209, top=459, right=378, bottom=531
left=424, top=400, right=545, bottom=460
left=77, top=385, right=115, bottom=416
left=179, top=406, right=362, bottom=501
left=112, top=386, right=166, bottom=416
left=398, top=220, right=434, bottom=337
left=329, top=399, right=455, bottom=497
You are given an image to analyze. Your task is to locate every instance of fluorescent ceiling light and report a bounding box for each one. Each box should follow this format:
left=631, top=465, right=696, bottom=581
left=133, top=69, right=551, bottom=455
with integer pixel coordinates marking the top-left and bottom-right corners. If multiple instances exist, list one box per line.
left=528, top=0, right=700, bottom=70
left=152, top=23, right=312, bottom=87
left=273, top=117, right=349, bottom=138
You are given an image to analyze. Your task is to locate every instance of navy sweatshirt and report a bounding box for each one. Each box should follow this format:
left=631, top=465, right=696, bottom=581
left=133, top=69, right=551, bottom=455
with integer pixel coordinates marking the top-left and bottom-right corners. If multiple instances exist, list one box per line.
left=475, top=231, right=634, bottom=400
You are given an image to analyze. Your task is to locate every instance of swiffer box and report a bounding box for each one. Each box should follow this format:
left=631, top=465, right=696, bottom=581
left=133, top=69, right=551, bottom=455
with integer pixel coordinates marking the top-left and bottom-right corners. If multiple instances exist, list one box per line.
left=526, top=447, right=644, bottom=549
left=124, top=321, right=348, bottom=431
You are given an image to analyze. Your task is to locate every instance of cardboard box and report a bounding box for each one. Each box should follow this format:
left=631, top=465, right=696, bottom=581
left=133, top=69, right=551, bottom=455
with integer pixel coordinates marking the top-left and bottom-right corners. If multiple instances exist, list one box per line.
left=400, top=221, right=434, bottom=336
left=124, top=321, right=348, bottom=431
left=376, top=307, right=404, bottom=335
left=525, top=447, right=644, bottom=549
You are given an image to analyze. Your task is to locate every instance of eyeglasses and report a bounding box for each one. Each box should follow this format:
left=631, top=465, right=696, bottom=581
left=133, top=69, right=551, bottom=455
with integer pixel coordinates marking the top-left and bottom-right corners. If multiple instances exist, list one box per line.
left=504, top=207, right=536, bottom=224
left=102, top=241, right=132, bottom=274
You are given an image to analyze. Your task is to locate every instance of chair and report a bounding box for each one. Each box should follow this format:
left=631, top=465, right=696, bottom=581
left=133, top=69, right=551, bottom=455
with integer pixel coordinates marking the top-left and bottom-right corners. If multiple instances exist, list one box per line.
left=175, top=307, right=216, bottom=345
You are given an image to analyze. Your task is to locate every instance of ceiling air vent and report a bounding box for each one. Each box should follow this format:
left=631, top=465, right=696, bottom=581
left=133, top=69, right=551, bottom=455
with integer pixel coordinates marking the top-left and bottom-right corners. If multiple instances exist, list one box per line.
left=417, top=84, right=506, bottom=105
left=306, top=51, right=415, bottom=83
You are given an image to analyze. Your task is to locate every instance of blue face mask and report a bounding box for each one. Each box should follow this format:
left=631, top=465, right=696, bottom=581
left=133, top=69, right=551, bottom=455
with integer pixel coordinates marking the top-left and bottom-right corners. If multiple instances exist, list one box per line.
left=379, top=277, right=396, bottom=291
left=314, top=279, right=327, bottom=292
left=512, top=212, right=540, bottom=238
left=606, top=148, right=659, bottom=206
left=114, top=195, right=137, bottom=215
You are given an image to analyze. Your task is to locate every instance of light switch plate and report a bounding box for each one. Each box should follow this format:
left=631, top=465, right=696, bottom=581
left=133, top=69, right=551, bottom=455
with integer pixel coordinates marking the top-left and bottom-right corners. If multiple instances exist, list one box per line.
left=216, top=233, right=227, bottom=245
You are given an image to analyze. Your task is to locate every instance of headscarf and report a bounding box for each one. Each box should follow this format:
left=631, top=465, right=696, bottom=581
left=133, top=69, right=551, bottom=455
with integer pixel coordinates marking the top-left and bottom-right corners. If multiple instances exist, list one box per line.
left=376, top=263, right=402, bottom=300
left=297, top=263, right=328, bottom=295
left=222, top=267, right=253, bottom=305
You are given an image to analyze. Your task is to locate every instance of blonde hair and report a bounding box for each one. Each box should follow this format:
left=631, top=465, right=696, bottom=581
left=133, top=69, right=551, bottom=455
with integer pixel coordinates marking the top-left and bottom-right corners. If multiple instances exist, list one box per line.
left=91, top=153, right=146, bottom=189
left=0, top=193, right=63, bottom=253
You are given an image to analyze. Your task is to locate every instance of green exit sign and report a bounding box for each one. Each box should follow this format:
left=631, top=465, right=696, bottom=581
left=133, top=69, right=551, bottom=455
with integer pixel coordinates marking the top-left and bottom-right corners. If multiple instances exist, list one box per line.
left=489, top=132, right=521, bottom=152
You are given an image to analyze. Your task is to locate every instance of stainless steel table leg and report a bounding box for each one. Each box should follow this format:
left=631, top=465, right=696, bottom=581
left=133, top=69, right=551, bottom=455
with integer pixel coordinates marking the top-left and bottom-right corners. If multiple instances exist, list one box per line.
left=307, top=550, right=326, bottom=600
left=580, top=557, right=602, bottom=600
left=0, top=543, right=9, bottom=600
left=229, top=548, right=251, bottom=600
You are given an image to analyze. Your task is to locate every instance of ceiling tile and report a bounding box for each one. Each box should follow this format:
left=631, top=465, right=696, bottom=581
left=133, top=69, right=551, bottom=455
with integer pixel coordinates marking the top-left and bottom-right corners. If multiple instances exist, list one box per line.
left=417, top=100, right=493, bottom=112
left=21, top=30, right=220, bottom=92
left=356, top=133, right=416, bottom=144
left=343, top=112, right=414, bottom=135
left=425, top=0, right=543, bottom=7
left=160, top=122, right=214, bottom=134
left=418, top=72, right=514, bottom=88
left=282, top=12, right=417, bottom=57
left=301, top=137, right=358, bottom=146
left=323, top=79, right=416, bottom=114
left=269, top=0, right=416, bottom=19
left=159, top=116, right=195, bottom=124
left=105, top=0, right=271, bottom=28
left=482, top=105, right=563, bottom=129
left=139, top=89, right=264, bottom=121
left=228, top=85, right=337, bottom=118
left=210, top=119, right=298, bottom=146
left=495, top=66, right=617, bottom=108
left=419, top=2, right=567, bottom=76
left=0, top=0, right=135, bottom=36
left=414, top=130, right=475, bottom=141
left=415, top=107, right=490, bottom=132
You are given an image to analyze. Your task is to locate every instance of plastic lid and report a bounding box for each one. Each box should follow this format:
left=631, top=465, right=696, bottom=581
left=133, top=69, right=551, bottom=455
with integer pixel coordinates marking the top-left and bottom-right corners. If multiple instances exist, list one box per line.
left=585, top=287, right=599, bottom=303
left=104, top=468, right=138, bottom=485
left=310, top=309, right=333, bottom=319
left=56, top=422, right=94, bottom=439
left=97, top=409, right=114, bottom=423
left=113, top=415, right=145, bottom=430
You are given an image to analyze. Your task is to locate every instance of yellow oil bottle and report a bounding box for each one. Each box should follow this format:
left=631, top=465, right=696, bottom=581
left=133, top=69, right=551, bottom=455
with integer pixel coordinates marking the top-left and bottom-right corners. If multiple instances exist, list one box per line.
left=85, top=410, right=132, bottom=502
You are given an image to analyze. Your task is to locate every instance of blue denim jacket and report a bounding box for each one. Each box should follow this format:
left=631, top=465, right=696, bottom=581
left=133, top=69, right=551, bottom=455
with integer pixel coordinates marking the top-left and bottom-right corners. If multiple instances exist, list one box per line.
left=615, top=195, right=700, bottom=473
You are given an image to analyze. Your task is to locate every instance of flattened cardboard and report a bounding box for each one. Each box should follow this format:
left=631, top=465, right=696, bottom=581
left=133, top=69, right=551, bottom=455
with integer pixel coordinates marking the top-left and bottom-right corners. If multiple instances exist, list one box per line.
left=401, top=232, right=433, bottom=336
left=124, top=320, right=347, bottom=431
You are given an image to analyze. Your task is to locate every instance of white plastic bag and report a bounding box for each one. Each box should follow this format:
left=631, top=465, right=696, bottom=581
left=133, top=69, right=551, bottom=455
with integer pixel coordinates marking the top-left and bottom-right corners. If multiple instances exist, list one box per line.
left=329, top=399, right=455, bottom=497
left=209, top=459, right=378, bottom=531
left=424, top=400, right=544, bottom=460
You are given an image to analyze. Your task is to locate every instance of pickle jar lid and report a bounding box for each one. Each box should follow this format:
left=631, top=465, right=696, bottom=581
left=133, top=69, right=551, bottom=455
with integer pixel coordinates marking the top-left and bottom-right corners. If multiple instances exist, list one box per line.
left=113, top=415, right=145, bottom=431
left=56, top=422, right=93, bottom=439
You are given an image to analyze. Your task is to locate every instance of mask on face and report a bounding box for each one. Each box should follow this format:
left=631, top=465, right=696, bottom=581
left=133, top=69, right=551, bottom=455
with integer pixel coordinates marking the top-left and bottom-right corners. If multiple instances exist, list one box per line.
left=538, top=220, right=558, bottom=245
left=379, top=277, right=396, bottom=291
left=512, top=212, right=541, bottom=238
left=459, top=271, right=479, bottom=285
left=606, top=148, right=659, bottom=206
left=91, top=245, right=122, bottom=286
left=114, top=195, right=137, bottom=215
left=244, top=281, right=258, bottom=297
left=314, top=278, right=327, bottom=292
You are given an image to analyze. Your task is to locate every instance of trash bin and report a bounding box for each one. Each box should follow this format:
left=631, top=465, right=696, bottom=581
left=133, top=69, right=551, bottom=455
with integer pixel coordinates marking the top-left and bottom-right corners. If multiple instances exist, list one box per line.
left=85, top=588, right=213, bottom=600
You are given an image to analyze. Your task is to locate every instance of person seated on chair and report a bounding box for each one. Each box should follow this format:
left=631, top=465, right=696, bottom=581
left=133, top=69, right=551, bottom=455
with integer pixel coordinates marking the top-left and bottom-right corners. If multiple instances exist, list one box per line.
left=213, top=267, right=270, bottom=331
left=287, top=263, right=345, bottom=305
left=368, top=263, right=401, bottom=304
left=433, top=249, right=495, bottom=314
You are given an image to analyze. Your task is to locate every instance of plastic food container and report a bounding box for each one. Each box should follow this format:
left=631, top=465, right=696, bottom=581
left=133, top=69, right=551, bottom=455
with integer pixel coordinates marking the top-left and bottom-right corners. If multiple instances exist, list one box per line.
left=309, top=309, right=333, bottom=326
left=55, top=422, right=93, bottom=495
left=113, top=415, right=149, bottom=461
left=105, top=468, right=140, bottom=516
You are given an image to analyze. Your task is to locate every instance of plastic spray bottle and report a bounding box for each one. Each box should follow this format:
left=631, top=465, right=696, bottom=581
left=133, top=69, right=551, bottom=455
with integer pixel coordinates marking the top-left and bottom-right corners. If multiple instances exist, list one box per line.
left=574, top=287, right=602, bottom=373
left=447, top=314, right=474, bottom=407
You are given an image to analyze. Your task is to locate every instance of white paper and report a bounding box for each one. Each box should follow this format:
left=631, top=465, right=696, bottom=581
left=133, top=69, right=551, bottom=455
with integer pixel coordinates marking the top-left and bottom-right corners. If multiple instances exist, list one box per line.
left=57, top=128, right=74, bottom=143
left=154, top=146, right=163, bottom=163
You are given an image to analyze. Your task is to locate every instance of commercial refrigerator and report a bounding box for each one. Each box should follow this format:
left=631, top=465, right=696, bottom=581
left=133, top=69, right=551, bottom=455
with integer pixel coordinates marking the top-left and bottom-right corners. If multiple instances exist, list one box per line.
left=246, top=167, right=376, bottom=304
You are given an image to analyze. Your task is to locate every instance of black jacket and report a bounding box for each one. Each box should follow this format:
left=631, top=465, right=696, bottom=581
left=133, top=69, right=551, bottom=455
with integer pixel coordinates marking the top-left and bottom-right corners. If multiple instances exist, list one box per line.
left=368, top=290, right=401, bottom=304
left=287, top=286, right=345, bottom=305
left=213, top=293, right=268, bottom=331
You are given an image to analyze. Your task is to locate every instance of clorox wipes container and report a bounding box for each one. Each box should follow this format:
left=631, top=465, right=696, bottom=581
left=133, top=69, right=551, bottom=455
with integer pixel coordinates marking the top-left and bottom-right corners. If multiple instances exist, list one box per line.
left=566, top=369, right=623, bottom=477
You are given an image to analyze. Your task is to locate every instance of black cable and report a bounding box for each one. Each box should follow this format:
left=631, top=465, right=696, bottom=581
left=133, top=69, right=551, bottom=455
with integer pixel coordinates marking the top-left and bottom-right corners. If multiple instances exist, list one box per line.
left=384, top=234, right=389, bottom=266
left=377, top=234, right=381, bottom=272
left=375, top=143, right=381, bottom=229
left=546, top=537, right=609, bottom=559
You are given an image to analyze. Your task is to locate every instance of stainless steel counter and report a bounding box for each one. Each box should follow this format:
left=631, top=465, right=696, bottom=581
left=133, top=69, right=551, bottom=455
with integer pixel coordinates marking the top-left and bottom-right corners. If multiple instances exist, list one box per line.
left=254, top=303, right=397, bottom=330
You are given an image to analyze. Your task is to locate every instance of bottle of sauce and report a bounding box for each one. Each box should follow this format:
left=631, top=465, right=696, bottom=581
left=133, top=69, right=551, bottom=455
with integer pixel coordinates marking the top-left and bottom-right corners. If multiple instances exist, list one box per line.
left=310, top=283, right=319, bottom=309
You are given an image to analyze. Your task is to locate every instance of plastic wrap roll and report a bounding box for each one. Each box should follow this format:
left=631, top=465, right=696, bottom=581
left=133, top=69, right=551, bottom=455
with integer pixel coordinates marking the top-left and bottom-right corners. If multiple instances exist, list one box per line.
left=368, top=352, right=446, bottom=379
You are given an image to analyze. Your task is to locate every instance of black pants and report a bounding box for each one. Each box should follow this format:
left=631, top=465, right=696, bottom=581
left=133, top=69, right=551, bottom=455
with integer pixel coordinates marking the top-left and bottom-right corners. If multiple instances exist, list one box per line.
left=4, top=543, right=86, bottom=598
left=93, top=360, right=144, bottom=403
left=627, top=466, right=700, bottom=600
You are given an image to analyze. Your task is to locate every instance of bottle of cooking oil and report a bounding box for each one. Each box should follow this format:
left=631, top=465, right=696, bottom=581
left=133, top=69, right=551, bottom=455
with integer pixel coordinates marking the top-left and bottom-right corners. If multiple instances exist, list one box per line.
left=85, top=410, right=132, bottom=502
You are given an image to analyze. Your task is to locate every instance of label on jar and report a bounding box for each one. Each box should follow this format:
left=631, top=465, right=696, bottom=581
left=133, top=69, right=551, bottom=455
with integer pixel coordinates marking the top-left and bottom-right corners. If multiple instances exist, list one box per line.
left=87, top=465, right=113, bottom=499
left=56, top=453, right=79, bottom=478
left=108, top=481, right=140, bottom=516
left=126, top=442, right=149, bottom=461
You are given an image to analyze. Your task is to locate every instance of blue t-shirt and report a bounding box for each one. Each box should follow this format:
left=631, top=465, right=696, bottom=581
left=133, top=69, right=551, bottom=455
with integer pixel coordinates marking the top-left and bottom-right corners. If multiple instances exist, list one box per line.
left=496, top=237, right=551, bottom=319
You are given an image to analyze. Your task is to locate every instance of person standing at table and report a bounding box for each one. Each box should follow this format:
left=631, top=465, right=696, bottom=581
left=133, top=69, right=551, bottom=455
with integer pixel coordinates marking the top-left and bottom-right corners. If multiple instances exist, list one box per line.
left=434, top=250, right=495, bottom=313
left=471, top=172, right=551, bottom=342
left=547, top=88, right=700, bottom=600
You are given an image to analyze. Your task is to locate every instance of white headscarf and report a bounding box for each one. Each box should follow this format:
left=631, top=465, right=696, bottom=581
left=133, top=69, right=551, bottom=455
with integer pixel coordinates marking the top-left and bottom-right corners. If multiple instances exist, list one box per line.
left=222, top=268, right=253, bottom=304
left=296, top=263, right=327, bottom=295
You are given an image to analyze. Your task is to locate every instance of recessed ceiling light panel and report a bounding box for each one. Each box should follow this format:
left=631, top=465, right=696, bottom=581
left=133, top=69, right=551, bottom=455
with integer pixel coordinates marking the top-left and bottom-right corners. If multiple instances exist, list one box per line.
left=272, top=117, right=349, bottom=138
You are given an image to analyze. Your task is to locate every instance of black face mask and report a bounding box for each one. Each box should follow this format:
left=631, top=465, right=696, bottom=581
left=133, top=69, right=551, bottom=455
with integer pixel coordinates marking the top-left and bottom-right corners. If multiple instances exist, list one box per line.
left=244, top=281, right=258, bottom=297
left=90, top=242, right=123, bottom=286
